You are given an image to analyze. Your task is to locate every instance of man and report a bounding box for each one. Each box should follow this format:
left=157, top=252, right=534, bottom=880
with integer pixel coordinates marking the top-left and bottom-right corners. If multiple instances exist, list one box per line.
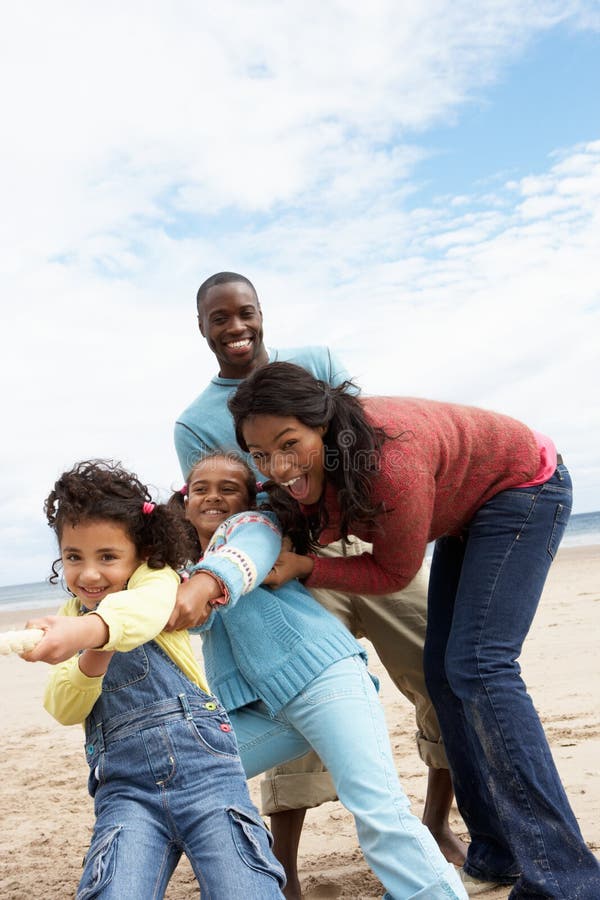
left=174, top=272, right=466, bottom=899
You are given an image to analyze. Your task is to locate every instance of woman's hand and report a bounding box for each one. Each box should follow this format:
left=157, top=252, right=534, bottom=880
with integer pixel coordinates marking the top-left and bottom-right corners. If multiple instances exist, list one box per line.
left=262, top=550, right=314, bottom=588
left=20, top=614, right=109, bottom=664
left=166, top=573, right=224, bottom=631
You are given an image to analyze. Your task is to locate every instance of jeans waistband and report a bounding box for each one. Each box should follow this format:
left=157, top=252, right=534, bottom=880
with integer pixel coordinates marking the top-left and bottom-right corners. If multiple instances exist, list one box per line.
left=91, top=693, right=217, bottom=749
left=556, top=453, right=564, bottom=466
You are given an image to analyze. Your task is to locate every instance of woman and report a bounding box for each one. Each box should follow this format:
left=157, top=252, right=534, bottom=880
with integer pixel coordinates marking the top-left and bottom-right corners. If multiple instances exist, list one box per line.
left=227, top=360, right=600, bottom=898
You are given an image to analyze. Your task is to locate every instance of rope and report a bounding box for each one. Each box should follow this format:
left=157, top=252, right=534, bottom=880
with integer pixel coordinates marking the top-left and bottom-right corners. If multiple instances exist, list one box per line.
left=0, top=629, right=44, bottom=656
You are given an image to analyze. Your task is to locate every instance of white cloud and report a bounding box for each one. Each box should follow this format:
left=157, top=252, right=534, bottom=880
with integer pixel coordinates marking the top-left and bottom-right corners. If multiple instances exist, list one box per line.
left=1, top=2, right=599, bottom=584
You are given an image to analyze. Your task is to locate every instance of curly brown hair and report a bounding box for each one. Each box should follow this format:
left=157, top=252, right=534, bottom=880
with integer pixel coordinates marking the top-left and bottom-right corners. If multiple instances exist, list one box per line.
left=45, top=459, right=196, bottom=582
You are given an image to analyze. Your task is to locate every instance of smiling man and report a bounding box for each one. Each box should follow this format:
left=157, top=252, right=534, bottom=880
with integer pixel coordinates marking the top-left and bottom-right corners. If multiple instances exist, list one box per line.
left=174, top=272, right=466, bottom=900
left=174, top=273, right=349, bottom=479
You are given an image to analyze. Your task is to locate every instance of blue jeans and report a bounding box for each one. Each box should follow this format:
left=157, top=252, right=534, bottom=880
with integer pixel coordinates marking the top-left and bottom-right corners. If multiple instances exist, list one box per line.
left=424, top=465, right=600, bottom=898
left=79, top=642, right=285, bottom=898
left=230, top=655, right=467, bottom=900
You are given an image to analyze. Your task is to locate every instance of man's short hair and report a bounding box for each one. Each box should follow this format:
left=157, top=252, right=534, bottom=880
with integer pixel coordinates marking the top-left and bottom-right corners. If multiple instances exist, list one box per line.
left=196, top=272, right=258, bottom=313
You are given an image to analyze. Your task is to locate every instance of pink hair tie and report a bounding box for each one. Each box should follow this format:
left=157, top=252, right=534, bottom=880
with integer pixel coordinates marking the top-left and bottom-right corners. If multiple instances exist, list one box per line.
left=256, top=481, right=264, bottom=491
left=142, top=501, right=155, bottom=515
left=180, top=484, right=188, bottom=496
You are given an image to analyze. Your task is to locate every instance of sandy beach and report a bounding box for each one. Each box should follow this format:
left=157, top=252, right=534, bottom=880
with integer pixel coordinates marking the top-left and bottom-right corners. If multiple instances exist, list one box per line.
left=1, top=545, right=598, bottom=898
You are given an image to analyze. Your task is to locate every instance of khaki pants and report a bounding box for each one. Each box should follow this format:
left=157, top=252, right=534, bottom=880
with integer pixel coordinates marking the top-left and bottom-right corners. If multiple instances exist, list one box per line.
left=260, top=540, right=446, bottom=815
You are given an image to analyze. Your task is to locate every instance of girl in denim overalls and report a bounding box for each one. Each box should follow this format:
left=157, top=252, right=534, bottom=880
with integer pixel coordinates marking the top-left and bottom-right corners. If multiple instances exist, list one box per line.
left=24, top=459, right=285, bottom=899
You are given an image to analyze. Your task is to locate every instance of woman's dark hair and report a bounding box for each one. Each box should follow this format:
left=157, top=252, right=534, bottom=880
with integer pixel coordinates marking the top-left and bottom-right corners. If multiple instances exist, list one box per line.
left=45, top=459, right=197, bottom=582
left=227, top=361, right=389, bottom=541
left=168, top=449, right=313, bottom=556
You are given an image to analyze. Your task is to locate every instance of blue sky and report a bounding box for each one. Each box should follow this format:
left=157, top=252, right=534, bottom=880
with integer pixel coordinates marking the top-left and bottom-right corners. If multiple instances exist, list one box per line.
left=416, top=25, right=600, bottom=200
left=1, top=1, right=599, bottom=586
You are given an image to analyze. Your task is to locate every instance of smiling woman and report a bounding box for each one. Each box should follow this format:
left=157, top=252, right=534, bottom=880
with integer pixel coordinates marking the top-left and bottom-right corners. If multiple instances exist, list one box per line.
left=227, top=360, right=600, bottom=898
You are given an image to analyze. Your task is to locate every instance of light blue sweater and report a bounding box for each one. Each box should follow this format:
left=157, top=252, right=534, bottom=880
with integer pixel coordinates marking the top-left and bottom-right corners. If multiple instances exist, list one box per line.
left=190, top=511, right=367, bottom=715
left=174, top=345, right=350, bottom=479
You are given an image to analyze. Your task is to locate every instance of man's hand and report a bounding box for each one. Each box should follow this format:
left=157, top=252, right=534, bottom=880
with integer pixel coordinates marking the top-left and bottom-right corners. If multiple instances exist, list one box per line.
left=262, top=551, right=314, bottom=588
left=20, top=614, right=109, bottom=664
left=166, top=573, right=224, bottom=631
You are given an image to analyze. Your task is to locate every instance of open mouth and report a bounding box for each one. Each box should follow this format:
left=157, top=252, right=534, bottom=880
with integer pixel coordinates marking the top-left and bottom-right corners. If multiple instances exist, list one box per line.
left=225, top=338, right=253, bottom=354
left=280, top=474, right=311, bottom=501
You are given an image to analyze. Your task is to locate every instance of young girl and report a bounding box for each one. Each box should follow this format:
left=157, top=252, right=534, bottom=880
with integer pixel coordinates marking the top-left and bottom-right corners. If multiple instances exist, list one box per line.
left=22, top=459, right=285, bottom=900
left=167, top=451, right=467, bottom=900
left=226, top=360, right=600, bottom=898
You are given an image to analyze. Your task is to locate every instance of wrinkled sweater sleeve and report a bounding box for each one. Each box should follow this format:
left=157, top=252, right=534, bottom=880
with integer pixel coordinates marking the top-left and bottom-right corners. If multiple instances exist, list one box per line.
left=44, top=565, right=179, bottom=726
left=94, top=564, right=179, bottom=651
left=306, top=463, right=435, bottom=595
left=190, top=512, right=282, bottom=632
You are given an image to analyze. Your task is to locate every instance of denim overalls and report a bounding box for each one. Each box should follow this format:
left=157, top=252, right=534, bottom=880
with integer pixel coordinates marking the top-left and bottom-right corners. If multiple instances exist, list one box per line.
left=78, top=640, right=285, bottom=899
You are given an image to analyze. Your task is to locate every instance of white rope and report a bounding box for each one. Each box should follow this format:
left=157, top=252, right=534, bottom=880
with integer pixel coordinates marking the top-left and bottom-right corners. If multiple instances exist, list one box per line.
left=0, top=628, right=44, bottom=656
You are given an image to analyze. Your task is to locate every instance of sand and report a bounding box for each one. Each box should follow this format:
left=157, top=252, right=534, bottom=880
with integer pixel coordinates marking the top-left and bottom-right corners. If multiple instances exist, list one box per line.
left=1, top=546, right=599, bottom=898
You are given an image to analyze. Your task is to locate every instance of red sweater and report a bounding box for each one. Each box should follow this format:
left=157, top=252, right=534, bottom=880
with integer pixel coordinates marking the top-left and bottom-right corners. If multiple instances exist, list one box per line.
left=303, top=397, right=541, bottom=595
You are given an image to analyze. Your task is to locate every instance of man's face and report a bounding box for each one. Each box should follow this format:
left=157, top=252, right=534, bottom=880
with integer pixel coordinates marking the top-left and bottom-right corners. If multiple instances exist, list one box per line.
left=198, top=281, right=267, bottom=378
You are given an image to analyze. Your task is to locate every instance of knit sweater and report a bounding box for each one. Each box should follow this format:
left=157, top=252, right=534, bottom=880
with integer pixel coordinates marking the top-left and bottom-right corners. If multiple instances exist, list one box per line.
left=304, top=397, right=542, bottom=596
left=190, top=511, right=366, bottom=715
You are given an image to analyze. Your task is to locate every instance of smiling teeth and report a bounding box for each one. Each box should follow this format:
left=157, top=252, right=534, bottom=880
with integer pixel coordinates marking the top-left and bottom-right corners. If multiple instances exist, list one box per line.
left=281, top=477, right=301, bottom=487
left=227, top=339, right=251, bottom=348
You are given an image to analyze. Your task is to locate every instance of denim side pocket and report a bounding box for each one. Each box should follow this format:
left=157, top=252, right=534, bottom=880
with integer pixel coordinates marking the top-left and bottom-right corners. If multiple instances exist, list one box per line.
left=227, top=807, right=285, bottom=885
left=77, top=824, right=121, bottom=899
left=548, top=503, right=570, bottom=559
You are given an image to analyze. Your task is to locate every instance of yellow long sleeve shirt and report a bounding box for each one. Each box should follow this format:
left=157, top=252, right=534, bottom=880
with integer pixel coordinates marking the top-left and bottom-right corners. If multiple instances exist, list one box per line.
left=44, top=563, right=209, bottom=726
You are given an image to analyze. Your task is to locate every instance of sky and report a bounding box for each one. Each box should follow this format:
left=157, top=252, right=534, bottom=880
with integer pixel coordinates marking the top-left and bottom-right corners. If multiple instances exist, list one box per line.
left=1, top=1, right=599, bottom=586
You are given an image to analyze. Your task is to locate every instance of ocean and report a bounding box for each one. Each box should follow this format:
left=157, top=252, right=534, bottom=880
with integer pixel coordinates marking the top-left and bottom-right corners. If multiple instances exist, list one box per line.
left=1, top=511, right=599, bottom=615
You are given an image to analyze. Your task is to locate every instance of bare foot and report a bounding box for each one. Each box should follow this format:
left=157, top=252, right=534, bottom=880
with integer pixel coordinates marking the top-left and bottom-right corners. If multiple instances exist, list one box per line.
left=283, top=878, right=303, bottom=900
left=429, top=825, right=468, bottom=867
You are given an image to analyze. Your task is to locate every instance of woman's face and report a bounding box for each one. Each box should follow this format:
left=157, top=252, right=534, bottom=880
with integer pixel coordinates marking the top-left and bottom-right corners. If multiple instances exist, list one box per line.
left=242, top=414, right=326, bottom=505
left=186, top=457, right=251, bottom=545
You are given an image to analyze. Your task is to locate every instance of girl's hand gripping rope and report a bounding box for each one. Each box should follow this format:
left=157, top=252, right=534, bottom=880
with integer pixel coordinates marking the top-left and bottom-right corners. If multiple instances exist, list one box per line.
left=19, top=614, right=110, bottom=664
left=0, top=628, right=44, bottom=656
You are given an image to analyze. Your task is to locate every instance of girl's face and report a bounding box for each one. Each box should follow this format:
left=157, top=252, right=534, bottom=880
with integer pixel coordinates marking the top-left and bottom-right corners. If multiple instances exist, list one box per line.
left=242, top=414, right=326, bottom=505
left=60, top=519, right=142, bottom=608
left=186, top=457, right=251, bottom=546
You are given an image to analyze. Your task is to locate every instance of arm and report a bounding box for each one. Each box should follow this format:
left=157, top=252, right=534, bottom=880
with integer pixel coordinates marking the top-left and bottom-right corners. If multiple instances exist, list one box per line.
left=22, top=599, right=113, bottom=726
left=22, top=613, right=109, bottom=664
left=25, top=565, right=178, bottom=663
left=174, top=421, right=212, bottom=480
left=92, top=564, right=180, bottom=651
left=167, top=512, right=282, bottom=630
left=306, top=470, right=435, bottom=595
left=327, top=348, right=353, bottom=388
left=43, top=652, right=112, bottom=726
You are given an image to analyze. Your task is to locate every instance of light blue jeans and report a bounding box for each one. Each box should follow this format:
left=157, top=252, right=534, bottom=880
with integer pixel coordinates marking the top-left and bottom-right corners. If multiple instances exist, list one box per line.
left=230, top=655, right=467, bottom=900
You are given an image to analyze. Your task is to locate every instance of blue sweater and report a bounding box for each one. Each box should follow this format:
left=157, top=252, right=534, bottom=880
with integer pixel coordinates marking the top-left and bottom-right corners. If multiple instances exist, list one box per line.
left=190, top=511, right=366, bottom=715
left=174, top=345, right=350, bottom=479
